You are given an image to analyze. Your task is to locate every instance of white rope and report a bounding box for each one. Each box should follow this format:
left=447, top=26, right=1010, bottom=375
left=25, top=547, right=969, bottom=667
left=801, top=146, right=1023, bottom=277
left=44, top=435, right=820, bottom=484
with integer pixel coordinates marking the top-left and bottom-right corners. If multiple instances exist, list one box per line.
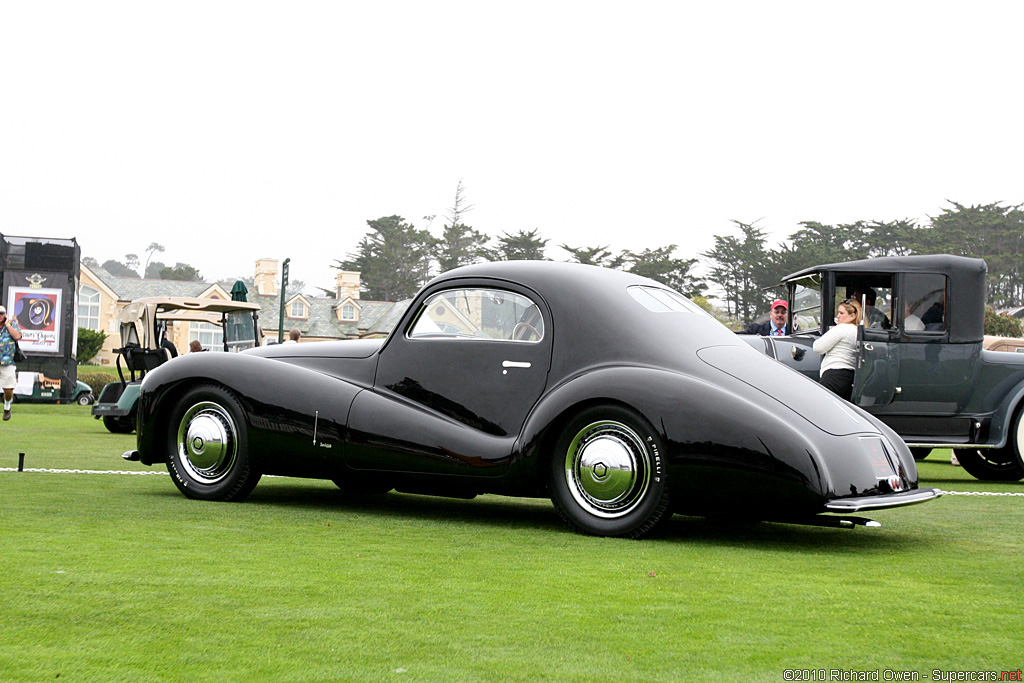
left=0, top=467, right=169, bottom=475
left=941, top=489, right=1024, bottom=497
left=0, top=467, right=282, bottom=477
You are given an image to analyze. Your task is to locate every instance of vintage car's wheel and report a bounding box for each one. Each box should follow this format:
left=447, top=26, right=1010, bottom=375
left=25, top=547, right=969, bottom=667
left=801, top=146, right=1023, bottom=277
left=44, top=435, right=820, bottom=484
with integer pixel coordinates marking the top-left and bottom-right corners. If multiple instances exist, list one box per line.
left=102, top=415, right=135, bottom=434
left=954, top=409, right=1024, bottom=481
left=910, top=447, right=932, bottom=461
left=549, top=406, right=671, bottom=538
left=165, top=384, right=261, bottom=501
left=954, top=448, right=1024, bottom=481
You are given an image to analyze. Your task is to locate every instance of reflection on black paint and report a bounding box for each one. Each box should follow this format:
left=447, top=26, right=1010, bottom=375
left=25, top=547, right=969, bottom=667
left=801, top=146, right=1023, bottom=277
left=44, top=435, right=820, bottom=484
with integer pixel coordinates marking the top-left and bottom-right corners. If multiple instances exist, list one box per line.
left=387, top=377, right=505, bottom=436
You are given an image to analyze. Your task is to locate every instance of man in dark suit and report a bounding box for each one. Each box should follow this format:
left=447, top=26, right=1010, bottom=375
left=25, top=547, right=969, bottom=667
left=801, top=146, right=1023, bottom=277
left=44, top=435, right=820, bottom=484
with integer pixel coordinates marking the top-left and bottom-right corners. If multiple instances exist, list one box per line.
left=741, top=299, right=789, bottom=336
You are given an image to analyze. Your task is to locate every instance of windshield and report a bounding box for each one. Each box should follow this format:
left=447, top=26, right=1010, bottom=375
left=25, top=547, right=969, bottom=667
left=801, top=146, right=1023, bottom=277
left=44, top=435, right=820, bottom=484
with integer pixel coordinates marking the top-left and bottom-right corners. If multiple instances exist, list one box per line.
left=224, top=311, right=259, bottom=352
left=791, top=275, right=823, bottom=332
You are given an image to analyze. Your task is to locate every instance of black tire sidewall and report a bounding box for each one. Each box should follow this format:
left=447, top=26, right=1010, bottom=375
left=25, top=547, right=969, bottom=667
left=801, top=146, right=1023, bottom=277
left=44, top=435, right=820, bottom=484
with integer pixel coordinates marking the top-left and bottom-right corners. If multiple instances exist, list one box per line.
left=165, top=384, right=259, bottom=500
left=549, top=405, right=670, bottom=538
left=102, top=415, right=134, bottom=434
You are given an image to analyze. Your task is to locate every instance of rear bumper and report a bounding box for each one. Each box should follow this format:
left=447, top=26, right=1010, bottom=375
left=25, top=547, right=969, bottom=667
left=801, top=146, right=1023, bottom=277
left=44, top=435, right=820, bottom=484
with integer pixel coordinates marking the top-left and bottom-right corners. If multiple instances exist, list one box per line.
left=825, top=487, right=943, bottom=512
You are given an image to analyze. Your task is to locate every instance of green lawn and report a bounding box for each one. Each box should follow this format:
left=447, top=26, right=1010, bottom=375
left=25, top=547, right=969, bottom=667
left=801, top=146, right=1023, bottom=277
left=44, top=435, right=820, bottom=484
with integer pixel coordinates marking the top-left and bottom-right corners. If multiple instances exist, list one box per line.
left=1, top=406, right=1022, bottom=682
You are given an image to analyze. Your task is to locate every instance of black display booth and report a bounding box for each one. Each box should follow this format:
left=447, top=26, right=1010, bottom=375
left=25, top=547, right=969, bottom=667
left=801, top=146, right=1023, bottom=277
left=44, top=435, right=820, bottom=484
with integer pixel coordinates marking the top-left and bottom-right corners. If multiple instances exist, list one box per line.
left=0, top=234, right=81, bottom=402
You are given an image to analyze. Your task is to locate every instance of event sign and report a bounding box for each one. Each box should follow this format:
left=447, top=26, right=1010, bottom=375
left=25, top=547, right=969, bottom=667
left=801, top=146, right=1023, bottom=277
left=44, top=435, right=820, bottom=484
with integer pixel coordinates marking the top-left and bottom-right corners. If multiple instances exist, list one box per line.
left=6, top=284, right=62, bottom=354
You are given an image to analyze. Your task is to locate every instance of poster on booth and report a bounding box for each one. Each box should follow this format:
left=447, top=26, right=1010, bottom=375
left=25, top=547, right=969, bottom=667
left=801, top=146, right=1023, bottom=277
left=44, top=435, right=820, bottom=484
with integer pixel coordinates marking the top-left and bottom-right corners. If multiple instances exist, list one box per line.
left=6, top=287, right=62, bottom=354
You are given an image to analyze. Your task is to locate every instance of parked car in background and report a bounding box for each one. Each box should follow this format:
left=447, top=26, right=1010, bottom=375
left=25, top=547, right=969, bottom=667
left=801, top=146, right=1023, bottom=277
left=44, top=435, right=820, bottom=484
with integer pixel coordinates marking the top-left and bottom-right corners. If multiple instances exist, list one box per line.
left=983, top=336, right=1024, bottom=353
left=124, top=261, right=939, bottom=538
left=741, top=254, right=1024, bottom=481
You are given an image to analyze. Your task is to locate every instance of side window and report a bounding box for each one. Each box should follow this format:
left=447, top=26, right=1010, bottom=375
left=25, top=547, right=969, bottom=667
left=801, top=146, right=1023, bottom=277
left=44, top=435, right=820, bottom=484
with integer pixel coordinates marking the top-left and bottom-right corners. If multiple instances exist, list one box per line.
left=408, top=289, right=544, bottom=342
left=902, top=274, right=947, bottom=332
left=836, top=274, right=894, bottom=330
left=791, top=275, right=823, bottom=332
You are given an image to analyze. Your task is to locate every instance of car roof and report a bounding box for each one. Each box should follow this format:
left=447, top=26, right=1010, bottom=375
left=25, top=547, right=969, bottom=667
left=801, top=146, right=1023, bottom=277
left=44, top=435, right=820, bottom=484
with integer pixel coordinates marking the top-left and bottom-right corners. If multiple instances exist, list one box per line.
left=409, top=260, right=746, bottom=381
left=781, top=254, right=986, bottom=282
left=781, top=254, right=987, bottom=343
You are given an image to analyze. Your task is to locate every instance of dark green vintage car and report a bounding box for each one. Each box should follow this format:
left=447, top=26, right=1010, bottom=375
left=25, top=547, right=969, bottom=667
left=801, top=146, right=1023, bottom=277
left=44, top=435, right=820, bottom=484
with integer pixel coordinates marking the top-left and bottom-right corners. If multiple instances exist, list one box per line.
left=740, top=254, right=1024, bottom=481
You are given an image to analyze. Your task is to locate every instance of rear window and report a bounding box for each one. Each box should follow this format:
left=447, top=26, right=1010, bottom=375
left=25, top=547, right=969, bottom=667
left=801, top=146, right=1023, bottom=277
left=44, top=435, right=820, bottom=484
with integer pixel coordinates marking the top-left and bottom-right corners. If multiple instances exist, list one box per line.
left=628, top=286, right=708, bottom=315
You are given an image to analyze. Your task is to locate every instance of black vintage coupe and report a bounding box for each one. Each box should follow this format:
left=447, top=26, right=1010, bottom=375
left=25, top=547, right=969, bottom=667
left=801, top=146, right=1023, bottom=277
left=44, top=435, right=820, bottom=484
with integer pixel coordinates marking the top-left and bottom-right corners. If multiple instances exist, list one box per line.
left=125, top=261, right=940, bottom=538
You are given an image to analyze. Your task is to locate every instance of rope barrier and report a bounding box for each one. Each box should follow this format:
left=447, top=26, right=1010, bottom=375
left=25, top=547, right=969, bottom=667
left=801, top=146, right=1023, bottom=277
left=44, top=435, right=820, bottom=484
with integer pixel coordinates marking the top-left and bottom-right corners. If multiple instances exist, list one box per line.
left=0, top=467, right=168, bottom=475
left=0, top=467, right=282, bottom=477
left=941, top=489, right=1024, bottom=497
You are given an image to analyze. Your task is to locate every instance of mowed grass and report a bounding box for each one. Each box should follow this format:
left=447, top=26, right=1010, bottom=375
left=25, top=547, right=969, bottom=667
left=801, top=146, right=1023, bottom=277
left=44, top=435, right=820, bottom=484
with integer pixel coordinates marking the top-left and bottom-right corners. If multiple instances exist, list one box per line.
left=1, top=406, right=1022, bottom=682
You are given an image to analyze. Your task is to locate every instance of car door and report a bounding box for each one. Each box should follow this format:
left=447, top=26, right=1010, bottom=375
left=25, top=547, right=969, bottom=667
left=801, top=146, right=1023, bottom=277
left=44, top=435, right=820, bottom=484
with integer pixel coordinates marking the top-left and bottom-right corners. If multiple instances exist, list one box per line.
left=346, top=284, right=552, bottom=476
left=851, top=325, right=900, bottom=407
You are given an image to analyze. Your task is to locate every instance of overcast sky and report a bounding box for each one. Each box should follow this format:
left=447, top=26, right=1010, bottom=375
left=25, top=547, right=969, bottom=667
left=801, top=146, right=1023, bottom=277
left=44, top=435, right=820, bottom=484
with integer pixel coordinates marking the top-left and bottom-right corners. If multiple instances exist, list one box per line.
left=2, top=2, right=1022, bottom=294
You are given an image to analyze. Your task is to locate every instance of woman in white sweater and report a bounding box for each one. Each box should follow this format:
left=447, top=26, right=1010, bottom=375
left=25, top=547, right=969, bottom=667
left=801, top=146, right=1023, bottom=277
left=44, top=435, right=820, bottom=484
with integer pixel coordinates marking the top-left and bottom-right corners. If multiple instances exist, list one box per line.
left=812, top=300, right=861, bottom=400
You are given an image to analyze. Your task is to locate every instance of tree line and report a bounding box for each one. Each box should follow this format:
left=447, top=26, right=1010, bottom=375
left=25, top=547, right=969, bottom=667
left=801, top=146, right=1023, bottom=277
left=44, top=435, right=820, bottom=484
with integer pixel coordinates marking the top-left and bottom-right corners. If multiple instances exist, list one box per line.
left=340, top=188, right=1024, bottom=325
left=83, top=243, right=204, bottom=282
left=86, top=191, right=1024, bottom=325
left=703, top=201, right=1024, bottom=324
left=337, top=182, right=706, bottom=302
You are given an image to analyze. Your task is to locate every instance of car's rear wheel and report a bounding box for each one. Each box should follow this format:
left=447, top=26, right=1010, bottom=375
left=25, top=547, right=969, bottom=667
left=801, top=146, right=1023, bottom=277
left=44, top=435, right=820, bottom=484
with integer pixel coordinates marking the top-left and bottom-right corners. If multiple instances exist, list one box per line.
left=549, top=405, right=671, bottom=538
left=165, top=384, right=261, bottom=500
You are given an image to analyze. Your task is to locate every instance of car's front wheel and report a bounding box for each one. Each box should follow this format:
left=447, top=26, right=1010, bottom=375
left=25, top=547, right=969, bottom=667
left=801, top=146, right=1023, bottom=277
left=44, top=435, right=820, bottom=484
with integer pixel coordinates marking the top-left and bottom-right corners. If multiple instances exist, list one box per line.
left=549, top=406, right=671, bottom=538
left=954, top=448, right=1024, bottom=481
left=166, top=384, right=261, bottom=500
left=77, top=394, right=92, bottom=406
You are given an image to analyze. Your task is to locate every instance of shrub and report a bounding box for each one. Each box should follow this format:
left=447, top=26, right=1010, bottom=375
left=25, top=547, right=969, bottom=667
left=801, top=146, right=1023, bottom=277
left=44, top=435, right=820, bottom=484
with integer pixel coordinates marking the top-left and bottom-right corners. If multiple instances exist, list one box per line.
left=82, top=372, right=118, bottom=396
left=77, top=328, right=108, bottom=364
left=984, top=306, right=1023, bottom=337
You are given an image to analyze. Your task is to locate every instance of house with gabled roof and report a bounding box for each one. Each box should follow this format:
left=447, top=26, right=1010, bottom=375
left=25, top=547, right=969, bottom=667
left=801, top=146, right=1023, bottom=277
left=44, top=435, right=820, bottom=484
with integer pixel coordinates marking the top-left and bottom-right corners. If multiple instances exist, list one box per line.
left=79, top=258, right=407, bottom=366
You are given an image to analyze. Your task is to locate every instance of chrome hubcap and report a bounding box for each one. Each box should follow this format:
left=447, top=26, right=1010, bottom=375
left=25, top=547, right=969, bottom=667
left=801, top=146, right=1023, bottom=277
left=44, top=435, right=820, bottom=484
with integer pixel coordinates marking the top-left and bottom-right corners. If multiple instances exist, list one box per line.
left=177, top=401, right=237, bottom=484
left=564, top=420, right=651, bottom=518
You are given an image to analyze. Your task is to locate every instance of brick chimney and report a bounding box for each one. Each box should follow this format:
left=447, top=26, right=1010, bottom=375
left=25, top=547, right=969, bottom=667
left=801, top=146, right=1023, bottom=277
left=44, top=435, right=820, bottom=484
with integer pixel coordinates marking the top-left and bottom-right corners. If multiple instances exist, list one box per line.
left=336, top=271, right=361, bottom=301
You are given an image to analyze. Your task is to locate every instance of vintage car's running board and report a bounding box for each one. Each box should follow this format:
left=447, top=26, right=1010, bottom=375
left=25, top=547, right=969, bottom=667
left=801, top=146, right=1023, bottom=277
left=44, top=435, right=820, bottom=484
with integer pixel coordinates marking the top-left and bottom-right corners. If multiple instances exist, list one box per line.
left=825, top=487, right=943, bottom=512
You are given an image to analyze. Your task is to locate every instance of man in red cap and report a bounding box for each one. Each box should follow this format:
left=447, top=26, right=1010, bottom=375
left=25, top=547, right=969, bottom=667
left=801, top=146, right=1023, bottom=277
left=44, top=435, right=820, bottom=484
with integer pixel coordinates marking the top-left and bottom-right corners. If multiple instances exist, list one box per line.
left=741, top=299, right=789, bottom=336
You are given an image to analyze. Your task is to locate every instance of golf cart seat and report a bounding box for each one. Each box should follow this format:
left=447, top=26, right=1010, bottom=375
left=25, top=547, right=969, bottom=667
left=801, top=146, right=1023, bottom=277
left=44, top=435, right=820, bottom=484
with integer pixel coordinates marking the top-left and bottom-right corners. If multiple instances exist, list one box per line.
left=115, top=342, right=170, bottom=375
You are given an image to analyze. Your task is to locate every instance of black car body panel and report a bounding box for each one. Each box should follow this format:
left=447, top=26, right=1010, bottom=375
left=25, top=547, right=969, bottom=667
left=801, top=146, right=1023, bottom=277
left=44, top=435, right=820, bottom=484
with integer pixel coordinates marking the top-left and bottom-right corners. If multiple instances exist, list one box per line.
left=134, top=261, right=939, bottom=534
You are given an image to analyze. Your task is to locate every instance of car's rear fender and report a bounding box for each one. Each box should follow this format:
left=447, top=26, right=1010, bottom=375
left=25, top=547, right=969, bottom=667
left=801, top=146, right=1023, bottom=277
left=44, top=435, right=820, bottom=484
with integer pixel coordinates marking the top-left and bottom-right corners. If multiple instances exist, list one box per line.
left=515, top=365, right=836, bottom=506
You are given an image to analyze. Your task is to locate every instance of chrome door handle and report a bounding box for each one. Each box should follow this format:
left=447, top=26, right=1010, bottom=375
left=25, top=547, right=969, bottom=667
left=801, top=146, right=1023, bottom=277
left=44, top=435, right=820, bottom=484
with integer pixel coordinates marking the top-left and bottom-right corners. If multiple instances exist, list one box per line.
left=502, top=361, right=531, bottom=369
left=864, top=343, right=874, bottom=351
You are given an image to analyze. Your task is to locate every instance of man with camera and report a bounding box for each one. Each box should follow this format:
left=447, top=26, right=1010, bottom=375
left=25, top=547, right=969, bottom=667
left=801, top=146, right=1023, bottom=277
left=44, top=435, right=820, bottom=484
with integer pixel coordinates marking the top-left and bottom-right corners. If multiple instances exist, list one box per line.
left=0, top=305, right=24, bottom=421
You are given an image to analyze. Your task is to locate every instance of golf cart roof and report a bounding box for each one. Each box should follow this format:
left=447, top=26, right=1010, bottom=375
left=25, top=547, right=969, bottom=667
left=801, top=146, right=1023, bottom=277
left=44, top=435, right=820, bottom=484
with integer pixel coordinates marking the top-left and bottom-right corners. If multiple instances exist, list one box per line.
left=116, top=297, right=262, bottom=351
left=117, top=297, right=261, bottom=323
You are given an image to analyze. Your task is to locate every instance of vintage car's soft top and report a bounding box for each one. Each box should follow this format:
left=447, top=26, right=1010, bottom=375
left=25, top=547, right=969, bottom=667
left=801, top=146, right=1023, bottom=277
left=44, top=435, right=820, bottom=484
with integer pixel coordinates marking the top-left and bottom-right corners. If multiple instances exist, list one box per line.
left=781, top=254, right=987, bottom=344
